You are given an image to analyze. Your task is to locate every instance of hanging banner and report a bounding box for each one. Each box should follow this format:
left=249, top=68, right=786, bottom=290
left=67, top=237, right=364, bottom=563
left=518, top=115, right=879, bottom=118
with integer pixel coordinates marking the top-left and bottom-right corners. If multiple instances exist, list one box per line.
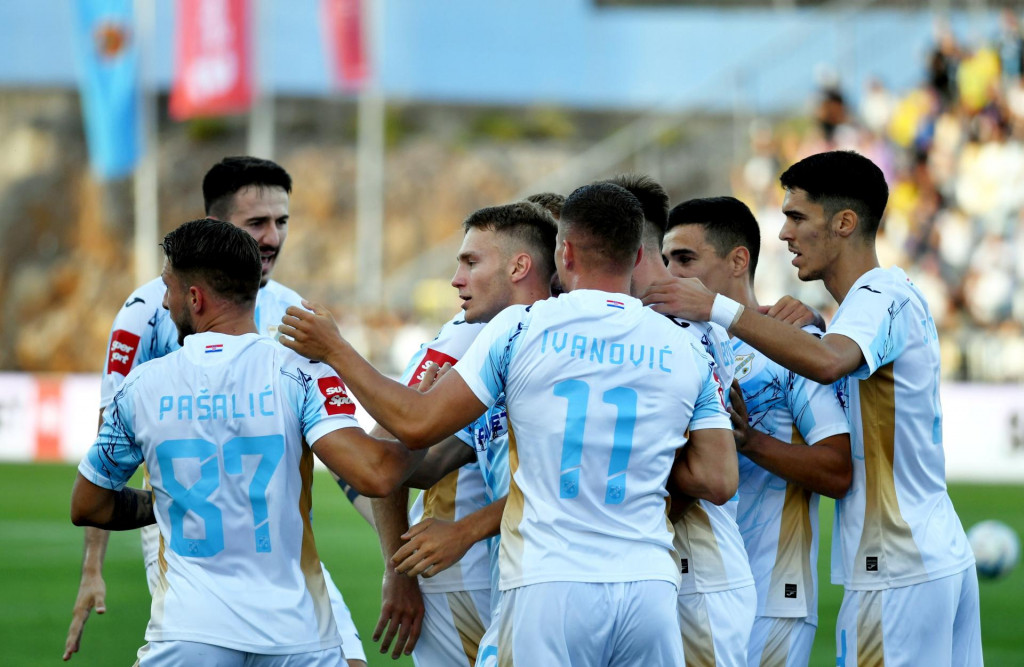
left=321, top=0, right=368, bottom=90
left=73, top=0, right=140, bottom=180
left=169, top=0, right=252, bottom=119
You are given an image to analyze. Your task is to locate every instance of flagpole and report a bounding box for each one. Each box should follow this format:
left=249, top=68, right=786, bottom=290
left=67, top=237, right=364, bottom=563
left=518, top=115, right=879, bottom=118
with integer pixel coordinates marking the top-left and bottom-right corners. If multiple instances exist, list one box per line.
left=133, top=0, right=159, bottom=285
left=355, top=0, right=384, bottom=308
left=248, top=0, right=275, bottom=159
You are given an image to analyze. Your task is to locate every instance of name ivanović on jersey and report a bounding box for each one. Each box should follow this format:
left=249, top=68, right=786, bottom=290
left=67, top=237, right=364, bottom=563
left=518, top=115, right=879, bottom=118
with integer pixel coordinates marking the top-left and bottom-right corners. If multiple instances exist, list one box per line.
left=158, top=389, right=276, bottom=421
left=539, top=329, right=675, bottom=373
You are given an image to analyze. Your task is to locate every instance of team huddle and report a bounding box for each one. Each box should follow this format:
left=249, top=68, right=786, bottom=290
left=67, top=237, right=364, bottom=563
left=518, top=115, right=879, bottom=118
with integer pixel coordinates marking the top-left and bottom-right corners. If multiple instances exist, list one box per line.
left=67, top=152, right=981, bottom=667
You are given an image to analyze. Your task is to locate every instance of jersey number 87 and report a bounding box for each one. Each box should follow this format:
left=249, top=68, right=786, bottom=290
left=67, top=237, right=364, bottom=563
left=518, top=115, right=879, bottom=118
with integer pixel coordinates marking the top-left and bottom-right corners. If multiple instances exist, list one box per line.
left=155, top=435, right=284, bottom=558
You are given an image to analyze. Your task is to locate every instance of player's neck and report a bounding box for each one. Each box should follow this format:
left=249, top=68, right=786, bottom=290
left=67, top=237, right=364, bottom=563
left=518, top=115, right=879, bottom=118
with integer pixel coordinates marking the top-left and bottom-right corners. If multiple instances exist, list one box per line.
left=510, top=278, right=553, bottom=307
left=196, top=307, right=260, bottom=338
left=825, top=246, right=880, bottom=305
left=722, top=277, right=758, bottom=311
left=565, top=272, right=631, bottom=297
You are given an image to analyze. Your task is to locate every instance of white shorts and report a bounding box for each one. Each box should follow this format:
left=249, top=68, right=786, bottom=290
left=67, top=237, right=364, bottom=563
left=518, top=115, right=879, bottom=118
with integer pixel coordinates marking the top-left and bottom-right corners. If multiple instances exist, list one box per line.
left=138, top=640, right=344, bottom=667
left=678, top=585, right=756, bottom=667
left=474, top=591, right=502, bottom=667
left=499, top=580, right=683, bottom=667
left=835, top=565, right=981, bottom=667
left=322, top=565, right=367, bottom=663
left=413, top=588, right=490, bottom=667
left=747, top=616, right=815, bottom=667
left=141, top=559, right=366, bottom=664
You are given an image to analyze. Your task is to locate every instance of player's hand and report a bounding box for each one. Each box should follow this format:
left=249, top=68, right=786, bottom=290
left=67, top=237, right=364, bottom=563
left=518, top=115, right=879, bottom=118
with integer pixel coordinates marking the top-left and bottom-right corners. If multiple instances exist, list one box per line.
left=62, top=570, right=106, bottom=661
left=373, top=569, right=424, bottom=659
left=640, top=277, right=716, bottom=322
left=279, top=300, right=346, bottom=363
left=728, top=380, right=751, bottom=451
left=415, top=362, right=451, bottom=393
left=758, top=296, right=823, bottom=328
left=392, top=518, right=472, bottom=578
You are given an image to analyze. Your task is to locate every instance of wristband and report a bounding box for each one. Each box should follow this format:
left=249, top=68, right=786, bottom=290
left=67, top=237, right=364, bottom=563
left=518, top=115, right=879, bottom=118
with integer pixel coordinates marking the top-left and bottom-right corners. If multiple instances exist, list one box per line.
left=710, top=294, right=744, bottom=331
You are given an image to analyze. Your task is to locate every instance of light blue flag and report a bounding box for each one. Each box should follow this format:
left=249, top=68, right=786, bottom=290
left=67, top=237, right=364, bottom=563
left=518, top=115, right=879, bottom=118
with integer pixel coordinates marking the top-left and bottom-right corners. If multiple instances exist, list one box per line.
left=74, top=0, right=139, bottom=180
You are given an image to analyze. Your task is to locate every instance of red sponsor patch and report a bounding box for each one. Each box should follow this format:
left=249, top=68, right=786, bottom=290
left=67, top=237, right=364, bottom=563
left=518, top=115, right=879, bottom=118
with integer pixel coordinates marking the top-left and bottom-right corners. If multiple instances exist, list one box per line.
left=318, top=376, right=356, bottom=416
left=408, top=348, right=458, bottom=386
left=107, top=329, right=141, bottom=376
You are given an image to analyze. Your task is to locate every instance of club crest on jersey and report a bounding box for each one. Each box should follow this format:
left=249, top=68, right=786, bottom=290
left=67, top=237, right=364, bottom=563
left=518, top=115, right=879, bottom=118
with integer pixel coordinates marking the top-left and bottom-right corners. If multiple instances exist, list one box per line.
left=205, top=344, right=224, bottom=354
left=734, top=352, right=755, bottom=380
left=107, top=329, right=141, bottom=376
left=409, top=348, right=458, bottom=386
left=318, top=377, right=356, bottom=415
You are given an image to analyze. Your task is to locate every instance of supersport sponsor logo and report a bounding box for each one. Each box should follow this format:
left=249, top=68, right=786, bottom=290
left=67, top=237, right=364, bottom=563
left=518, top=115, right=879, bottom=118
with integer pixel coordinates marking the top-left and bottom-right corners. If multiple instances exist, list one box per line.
left=318, top=377, right=356, bottom=415
left=408, top=348, right=458, bottom=386
left=107, top=329, right=141, bottom=376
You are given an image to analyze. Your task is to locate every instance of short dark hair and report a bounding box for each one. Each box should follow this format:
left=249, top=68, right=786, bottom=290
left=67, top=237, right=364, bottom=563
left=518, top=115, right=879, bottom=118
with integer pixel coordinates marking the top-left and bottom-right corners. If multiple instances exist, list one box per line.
left=161, top=219, right=262, bottom=305
left=668, top=197, right=761, bottom=280
left=202, top=156, right=293, bottom=218
left=463, top=201, right=558, bottom=282
left=602, top=174, right=669, bottom=251
left=779, top=150, right=889, bottom=236
left=524, top=192, right=565, bottom=219
left=560, top=183, right=644, bottom=272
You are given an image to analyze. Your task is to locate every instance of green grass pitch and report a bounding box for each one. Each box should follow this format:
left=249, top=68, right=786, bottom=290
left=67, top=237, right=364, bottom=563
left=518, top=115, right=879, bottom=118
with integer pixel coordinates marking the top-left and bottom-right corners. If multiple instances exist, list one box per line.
left=2, top=463, right=1022, bottom=665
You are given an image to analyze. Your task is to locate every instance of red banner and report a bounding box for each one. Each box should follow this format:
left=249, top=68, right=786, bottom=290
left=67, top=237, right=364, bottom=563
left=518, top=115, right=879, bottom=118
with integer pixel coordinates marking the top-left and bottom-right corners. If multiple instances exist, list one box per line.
left=170, top=0, right=252, bottom=119
left=322, top=0, right=368, bottom=90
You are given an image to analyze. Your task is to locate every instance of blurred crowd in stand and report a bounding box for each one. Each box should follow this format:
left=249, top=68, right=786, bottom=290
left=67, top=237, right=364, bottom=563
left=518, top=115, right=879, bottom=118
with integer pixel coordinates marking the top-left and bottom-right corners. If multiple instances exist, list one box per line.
left=732, top=12, right=1024, bottom=382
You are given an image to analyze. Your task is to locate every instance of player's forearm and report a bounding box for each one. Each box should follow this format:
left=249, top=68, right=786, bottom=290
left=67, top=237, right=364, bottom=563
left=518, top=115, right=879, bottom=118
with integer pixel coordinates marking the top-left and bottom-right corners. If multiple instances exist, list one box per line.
left=81, top=527, right=110, bottom=575
left=405, top=438, right=475, bottom=490
left=729, top=309, right=845, bottom=384
left=72, top=487, right=155, bottom=530
left=741, top=430, right=852, bottom=499
left=372, top=489, right=412, bottom=567
left=323, top=343, right=437, bottom=448
left=458, top=496, right=506, bottom=544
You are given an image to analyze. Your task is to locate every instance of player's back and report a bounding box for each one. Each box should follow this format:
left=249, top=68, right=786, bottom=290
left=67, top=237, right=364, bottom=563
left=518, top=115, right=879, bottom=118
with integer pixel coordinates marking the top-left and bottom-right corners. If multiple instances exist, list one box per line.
left=100, top=332, right=342, bottom=654
left=482, top=290, right=727, bottom=590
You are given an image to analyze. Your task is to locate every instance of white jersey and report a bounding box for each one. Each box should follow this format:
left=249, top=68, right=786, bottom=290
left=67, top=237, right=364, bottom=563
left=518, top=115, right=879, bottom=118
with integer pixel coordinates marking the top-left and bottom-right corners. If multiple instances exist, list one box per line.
left=733, top=326, right=850, bottom=623
left=402, top=312, right=492, bottom=594
left=79, top=332, right=361, bottom=654
left=671, top=319, right=755, bottom=595
left=456, top=392, right=511, bottom=616
left=100, top=277, right=303, bottom=409
left=826, top=267, right=973, bottom=590
left=454, top=290, right=732, bottom=591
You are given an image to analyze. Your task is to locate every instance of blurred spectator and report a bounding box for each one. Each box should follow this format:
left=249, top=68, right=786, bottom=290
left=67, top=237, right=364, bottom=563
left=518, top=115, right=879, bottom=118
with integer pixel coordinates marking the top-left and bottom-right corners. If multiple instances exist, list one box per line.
left=734, top=19, right=1024, bottom=381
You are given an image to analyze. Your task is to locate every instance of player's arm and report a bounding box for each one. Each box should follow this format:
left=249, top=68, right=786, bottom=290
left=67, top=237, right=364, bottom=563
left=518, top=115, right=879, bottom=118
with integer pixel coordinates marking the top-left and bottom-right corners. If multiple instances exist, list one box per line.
left=312, top=428, right=424, bottom=498
left=393, top=496, right=506, bottom=578
left=670, top=428, right=737, bottom=506
left=642, top=277, right=863, bottom=384
left=70, top=474, right=155, bottom=530
left=406, top=437, right=476, bottom=489
left=281, top=302, right=486, bottom=448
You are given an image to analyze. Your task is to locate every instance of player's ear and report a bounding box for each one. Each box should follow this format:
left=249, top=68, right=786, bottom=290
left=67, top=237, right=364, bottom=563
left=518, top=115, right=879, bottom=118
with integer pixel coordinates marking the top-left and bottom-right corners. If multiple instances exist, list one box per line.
left=833, top=208, right=858, bottom=238
left=634, top=244, right=644, bottom=269
left=729, top=246, right=750, bottom=278
left=188, top=285, right=203, bottom=314
left=510, top=252, right=532, bottom=284
left=560, top=238, right=575, bottom=272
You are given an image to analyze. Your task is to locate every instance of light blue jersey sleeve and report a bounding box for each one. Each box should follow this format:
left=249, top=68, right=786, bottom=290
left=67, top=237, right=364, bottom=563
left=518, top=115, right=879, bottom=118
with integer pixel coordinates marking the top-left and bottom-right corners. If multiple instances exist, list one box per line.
left=689, top=343, right=732, bottom=431
left=826, top=282, right=911, bottom=380
left=282, top=360, right=362, bottom=446
left=788, top=372, right=851, bottom=446
left=79, top=375, right=144, bottom=491
left=454, top=304, right=531, bottom=408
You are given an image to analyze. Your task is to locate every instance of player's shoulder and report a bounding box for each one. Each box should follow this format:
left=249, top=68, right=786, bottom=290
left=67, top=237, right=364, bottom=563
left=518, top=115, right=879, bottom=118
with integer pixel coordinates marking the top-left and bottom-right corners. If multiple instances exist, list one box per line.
left=260, top=279, right=304, bottom=308
left=112, top=277, right=166, bottom=319
left=848, top=266, right=911, bottom=301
